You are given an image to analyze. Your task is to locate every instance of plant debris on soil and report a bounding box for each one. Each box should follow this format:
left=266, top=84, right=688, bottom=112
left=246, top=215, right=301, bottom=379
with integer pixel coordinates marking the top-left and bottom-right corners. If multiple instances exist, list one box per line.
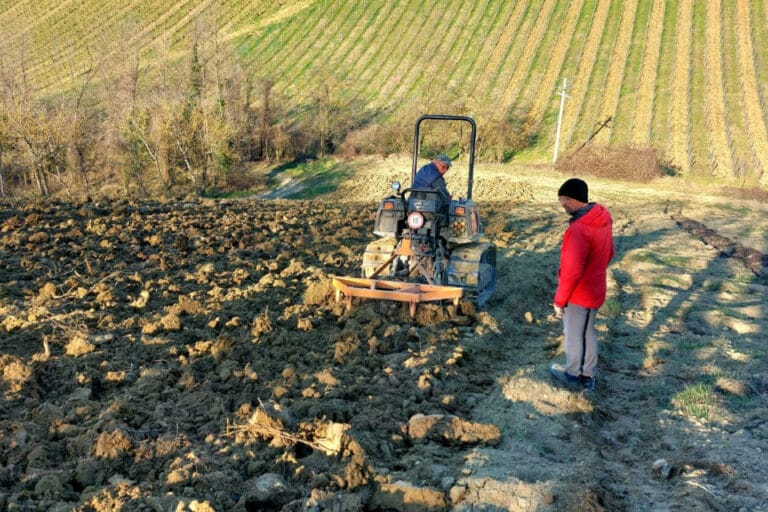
left=1, top=162, right=767, bottom=511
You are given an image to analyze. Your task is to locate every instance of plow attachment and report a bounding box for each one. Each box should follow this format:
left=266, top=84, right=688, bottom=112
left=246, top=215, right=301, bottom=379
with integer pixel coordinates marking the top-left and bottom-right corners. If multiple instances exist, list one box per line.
left=331, top=276, right=463, bottom=317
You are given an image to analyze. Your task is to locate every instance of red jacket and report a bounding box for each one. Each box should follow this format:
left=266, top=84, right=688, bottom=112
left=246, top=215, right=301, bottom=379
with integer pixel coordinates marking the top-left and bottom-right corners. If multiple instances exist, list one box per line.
left=554, top=203, right=614, bottom=309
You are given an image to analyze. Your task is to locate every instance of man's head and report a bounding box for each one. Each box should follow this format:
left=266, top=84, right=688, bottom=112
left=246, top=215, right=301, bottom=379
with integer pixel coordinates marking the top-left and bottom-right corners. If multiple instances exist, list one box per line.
left=558, top=178, right=589, bottom=213
left=434, top=154, right=452, bottom=174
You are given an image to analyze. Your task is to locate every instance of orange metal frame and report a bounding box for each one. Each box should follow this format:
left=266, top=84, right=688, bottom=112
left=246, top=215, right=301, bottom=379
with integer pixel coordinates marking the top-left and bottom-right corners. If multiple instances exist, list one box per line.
left=331, top=275, right=463, bottom=317
left=334, top=229, right=463, bottom=316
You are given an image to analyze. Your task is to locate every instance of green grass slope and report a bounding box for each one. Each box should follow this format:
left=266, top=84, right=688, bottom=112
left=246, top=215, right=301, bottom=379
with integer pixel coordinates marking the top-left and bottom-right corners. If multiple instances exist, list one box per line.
left=2, top=0, right=767, bottom=187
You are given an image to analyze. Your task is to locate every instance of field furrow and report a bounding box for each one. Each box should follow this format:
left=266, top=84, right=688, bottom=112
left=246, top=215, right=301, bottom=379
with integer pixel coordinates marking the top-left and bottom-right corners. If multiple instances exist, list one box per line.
left=535, top=0, right=598, bottom=153
left=608, top=0, right=650, bottom=146
left=155, top=0, right=221, bottom=47
left=720, top=0, right=757, bottom=182
left=524, top=0, right=585, bottom=125
left=687, top=1, right=708, bottom=177
left=395, top=0, right=484, bottom=106
left=0, top=0, right=26, bottom=21
left=460, top=0, right=508, bottom=101
left=218, top=0, right=269, bottom=34
left=385, top=2, right=464, bottom=103
left=498, top=0, right=558, bottom=112
left=325, top=1, right=387, bottom=81
left=648, top=0, right=677, bottom=152
left=225, top=0, right=314, bottom=44
left=483, top=3, right=542, bottom=105
left=36, top=2, right=149, bottom=87
left=562, top=0, right=616, bottom=149
left=591, top=0, right=638, bottom=146
left=7, top=0, right=104, bottom=77
left=232, top=18, right=288, bottom=78
left=667, top=1, right=692, bottom=174
left=756, top=0, right=768, bottom=133
left=508, top=0, right=574, bottom=118
left=17, top=0, right=75, bottom=41
left=735, top=0, right=768, bottom=185
left=263, top=3, right=325, bottom=94
left=629, top=0, right=664, bottom=145
left=252, top=2, right=322, bottom=89
left=438, top=0, right=488, bottom=98
left=703, top=0, right=732, bottom=179
left=118, top=0, right=199, bottom=49
left=289, top=0, right=368, bottom=86
left=342, top=0, right=411, bottom=90
left=359, top=0, right=431, bottom=105
left=470, top=1, right=528, bottom=101
left=559, top=0, right=609, bottom=149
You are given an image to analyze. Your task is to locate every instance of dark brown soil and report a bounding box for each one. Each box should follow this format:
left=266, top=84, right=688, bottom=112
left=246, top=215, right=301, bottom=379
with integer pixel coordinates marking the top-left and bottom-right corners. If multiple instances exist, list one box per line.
left=1, top=168, right=767, bottom=511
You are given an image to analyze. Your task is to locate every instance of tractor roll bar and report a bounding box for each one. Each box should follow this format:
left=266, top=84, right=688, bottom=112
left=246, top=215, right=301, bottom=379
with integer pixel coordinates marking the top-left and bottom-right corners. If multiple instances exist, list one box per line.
left=411, top=114, right=477, bottom=201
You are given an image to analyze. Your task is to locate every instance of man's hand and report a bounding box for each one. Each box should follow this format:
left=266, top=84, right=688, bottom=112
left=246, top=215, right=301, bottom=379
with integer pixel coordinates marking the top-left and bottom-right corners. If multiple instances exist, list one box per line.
left=553, top=305, right=564, bottom=317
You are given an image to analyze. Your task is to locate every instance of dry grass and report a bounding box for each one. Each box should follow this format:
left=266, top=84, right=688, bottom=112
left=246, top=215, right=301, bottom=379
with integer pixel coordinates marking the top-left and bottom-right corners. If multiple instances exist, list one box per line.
left=718, top=185, right=768, bottom=201
left=554, top=144, right=665, bottom=182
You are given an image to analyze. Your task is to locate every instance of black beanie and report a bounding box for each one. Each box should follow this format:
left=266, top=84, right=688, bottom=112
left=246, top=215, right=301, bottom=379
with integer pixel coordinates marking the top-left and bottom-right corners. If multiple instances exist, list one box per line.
left=558, top=178, right=588, bottom=203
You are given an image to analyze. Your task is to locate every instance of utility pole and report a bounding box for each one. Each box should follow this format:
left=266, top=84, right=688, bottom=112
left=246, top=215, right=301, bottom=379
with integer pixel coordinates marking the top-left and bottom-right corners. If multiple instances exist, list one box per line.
left=553, top=78, right=570, bottom=164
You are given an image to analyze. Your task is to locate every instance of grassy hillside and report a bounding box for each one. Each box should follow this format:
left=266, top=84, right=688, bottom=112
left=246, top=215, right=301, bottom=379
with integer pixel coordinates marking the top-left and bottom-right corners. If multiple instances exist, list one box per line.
left=2, top=0, right=768, bottom=188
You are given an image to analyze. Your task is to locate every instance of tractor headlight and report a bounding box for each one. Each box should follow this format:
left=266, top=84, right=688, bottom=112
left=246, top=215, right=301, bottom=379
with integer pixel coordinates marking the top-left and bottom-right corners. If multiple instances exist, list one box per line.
left=407, top=212, right=425, bottom=229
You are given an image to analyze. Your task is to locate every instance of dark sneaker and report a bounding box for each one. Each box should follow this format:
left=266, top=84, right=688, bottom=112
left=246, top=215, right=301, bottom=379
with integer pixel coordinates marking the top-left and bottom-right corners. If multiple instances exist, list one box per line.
left=549, top=363, right=581, bottom=387
left=580, top=375, right=596, bottom=391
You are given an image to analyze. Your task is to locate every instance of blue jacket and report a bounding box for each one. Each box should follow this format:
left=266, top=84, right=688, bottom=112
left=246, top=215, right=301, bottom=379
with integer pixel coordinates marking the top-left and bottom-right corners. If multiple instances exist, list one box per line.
left=413, top=163, right=449, bottom=196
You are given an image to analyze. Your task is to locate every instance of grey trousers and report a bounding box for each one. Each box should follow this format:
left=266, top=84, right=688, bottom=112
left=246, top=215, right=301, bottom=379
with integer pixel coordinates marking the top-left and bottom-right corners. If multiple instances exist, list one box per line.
left=562, top=304, right=599, bottom=378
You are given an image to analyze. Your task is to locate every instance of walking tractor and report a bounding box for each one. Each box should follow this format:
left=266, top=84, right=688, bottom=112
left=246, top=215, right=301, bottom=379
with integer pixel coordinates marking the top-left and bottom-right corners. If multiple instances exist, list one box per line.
left=332, top=114, right=496, bottom=316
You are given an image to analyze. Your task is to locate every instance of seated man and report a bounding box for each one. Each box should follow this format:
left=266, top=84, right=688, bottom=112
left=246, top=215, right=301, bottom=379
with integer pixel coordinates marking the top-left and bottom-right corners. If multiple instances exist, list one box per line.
left=413, top=154, right=452, bottom=198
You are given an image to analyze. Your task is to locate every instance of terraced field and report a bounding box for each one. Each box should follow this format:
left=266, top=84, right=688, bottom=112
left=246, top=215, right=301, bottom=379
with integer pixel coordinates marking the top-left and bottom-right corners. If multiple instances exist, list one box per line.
left=1, top=0, right=767, bottom=184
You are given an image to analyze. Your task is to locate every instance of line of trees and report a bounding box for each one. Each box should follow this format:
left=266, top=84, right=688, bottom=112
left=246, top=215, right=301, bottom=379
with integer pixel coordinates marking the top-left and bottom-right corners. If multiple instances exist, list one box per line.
left=0, top=34, right=536, bottom=201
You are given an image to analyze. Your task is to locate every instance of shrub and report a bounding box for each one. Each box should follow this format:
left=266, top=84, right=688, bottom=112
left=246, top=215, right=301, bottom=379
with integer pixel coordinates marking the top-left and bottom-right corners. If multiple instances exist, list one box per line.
left=718, top=185, right=768, bottom=201
left=476, top=114, right=538, bottom=163
left=554, top=145, right=665, bottom=181
left=338, top=121, right=410, bottom=158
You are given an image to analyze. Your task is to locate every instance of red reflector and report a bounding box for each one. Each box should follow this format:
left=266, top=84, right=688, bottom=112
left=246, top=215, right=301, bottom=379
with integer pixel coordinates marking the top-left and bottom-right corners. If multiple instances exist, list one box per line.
left=383, top=201, right=394, bottom=210
left=454, top=206, right=465, bottom=215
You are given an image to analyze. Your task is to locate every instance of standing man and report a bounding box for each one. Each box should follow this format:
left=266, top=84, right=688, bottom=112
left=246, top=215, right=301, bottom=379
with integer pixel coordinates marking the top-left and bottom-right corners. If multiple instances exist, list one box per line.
left=550, top=178, right=614, bottom=391
left=413, top=154, right=452, bottom=197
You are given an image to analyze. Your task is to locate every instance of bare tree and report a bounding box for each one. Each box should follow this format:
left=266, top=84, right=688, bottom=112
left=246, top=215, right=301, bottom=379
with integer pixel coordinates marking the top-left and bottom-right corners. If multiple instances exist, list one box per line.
left=104, top=44, right=164, bottom=197
left=0, top=102, right=12, bottom=197
left=0, top=13, right=351, bottom=200
left=66, top=62, right=106, bottom=200
left=305, top=72, right=365, bottom=158
left=255, top=78, right=271, bottom=159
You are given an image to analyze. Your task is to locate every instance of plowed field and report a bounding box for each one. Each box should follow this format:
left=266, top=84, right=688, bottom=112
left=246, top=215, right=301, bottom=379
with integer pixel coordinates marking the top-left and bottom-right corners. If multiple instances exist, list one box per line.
left=2, top=162, right=767, bottom=511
